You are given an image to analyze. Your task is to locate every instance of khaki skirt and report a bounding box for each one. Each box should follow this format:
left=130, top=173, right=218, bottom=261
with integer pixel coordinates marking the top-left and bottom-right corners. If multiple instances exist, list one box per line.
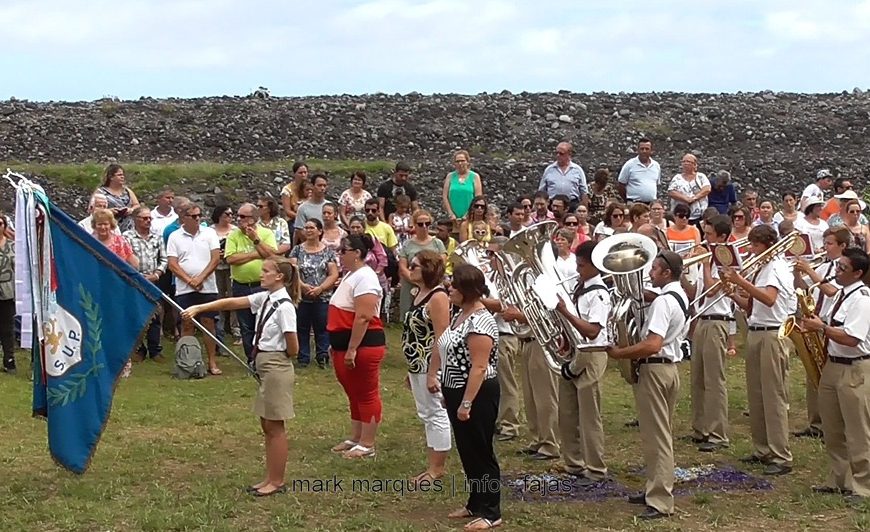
left=253, top=350, right=296, bottom=421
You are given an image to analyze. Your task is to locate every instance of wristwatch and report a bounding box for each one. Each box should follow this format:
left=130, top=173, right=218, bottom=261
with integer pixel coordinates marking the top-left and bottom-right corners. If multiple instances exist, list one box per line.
left=460, top=400, right=472, bottom=409
left=253, top=238, right=261, bottom=245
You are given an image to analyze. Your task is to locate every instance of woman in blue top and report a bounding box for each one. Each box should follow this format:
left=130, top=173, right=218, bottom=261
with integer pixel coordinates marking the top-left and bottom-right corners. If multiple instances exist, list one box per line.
left=441, top=150, right=483, bottom=228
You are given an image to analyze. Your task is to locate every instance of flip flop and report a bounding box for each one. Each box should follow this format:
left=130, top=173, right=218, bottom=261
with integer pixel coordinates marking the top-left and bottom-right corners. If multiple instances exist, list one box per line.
left=208, top=368, right=223, bottom=376
left=342, top=444, right=376, bottom=459
left=464, top=517, right=503, bottom=530
left=331, top=440, right=358, bottom=453
left=252, top=485, right=287, bottom=497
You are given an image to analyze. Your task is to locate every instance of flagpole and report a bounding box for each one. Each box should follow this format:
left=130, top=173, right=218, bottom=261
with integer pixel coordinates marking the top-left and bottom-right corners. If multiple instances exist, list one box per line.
left=160, top=293, right=260, bottom=382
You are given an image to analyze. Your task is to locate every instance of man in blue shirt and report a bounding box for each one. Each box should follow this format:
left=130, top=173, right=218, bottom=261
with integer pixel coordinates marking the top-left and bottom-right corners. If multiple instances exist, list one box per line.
left=707, top=170, right=737, bottom=215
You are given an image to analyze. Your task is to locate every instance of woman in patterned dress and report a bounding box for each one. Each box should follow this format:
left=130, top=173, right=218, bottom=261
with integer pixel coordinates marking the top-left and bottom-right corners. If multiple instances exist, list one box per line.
left=97, top=164, right=140, bottom=233
left=401, top=250, right=451, bottom=486
left=436, top=264, right=502, bottom=530
left=338, top=171, right=373, bottom=227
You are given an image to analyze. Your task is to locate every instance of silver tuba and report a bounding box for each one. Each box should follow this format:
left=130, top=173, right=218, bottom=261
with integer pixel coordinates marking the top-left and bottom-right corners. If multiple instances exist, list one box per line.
left=501, top=221, right=585, bottom=374
left=591, top=233, right=658, bottom=384
left=450, top=239, right=530, bottom=336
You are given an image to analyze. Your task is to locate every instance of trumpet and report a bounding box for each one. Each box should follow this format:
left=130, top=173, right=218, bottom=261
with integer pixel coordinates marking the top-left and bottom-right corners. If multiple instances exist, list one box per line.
left=689, top=231, right=800, bottom=321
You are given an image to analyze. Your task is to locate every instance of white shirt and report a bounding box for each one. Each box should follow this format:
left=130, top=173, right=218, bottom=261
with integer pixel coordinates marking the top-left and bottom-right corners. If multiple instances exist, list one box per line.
left=249, top=288, right=298, bottom=352
left=538, top=161, right=588, bottom=200
left=824, top=281, right=870, bottom=358
left=151, top=207, right=178, bottom=237
left=166, top=226, right=220, bottom=295
left=747, top=257, right=795, bottom=327
left=573, top=275, right=611, bottom=348
left=555, top=255, right=578, bottom=293
left=617, top=156, right=661, bottom=203
left=593, top=221, right=615, bottom=239
left=483, top=278, right=514, bottom=335
left=800, top=183, right=824, bottom=210
left=668, top=173, right=710, bottom=220
left=696, top=266, right=733, bottom=316
left=794, top=216, right=828, bottom=252
left=810, top=260, right=840, bottom=318
left=642, top=281, right=689, bottom=362
left=329, top=266, right=382, bottom=313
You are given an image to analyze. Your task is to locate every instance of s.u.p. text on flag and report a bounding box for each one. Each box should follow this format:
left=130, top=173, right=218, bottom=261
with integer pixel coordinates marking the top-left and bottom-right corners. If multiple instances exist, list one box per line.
left=15, top=181, right=162, bottom=474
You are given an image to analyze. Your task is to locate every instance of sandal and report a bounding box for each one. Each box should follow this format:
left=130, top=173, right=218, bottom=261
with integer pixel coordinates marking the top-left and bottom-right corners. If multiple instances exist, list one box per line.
left=448, top=508, right=474, bottom=519
left=252, top=484, right=287, bottom=497
left=331, top=440, right=358, bottom=453
left=726, top=348, right=737, bottom=357
left=464, top=517, right=503, bottom=530
left=208, top=367, right=223, bottom=376
left=410, top=471, right=440, bottom=487
left=343, top=444, right=376, bottom=459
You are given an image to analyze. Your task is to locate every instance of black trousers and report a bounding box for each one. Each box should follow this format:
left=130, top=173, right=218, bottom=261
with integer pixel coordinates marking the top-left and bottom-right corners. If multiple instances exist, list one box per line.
left=443, top=378, right=501, bottom=521
left=0, top=298, right=15, bottom=368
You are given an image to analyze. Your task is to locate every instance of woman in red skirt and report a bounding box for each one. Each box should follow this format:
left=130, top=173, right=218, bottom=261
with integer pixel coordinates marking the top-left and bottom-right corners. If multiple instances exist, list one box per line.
left=328, top=234, right=386, bottom=459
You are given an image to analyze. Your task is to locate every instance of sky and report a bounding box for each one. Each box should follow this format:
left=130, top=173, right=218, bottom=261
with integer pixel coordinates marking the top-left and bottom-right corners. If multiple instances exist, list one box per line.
left=2, top=0, right=869, bottom=101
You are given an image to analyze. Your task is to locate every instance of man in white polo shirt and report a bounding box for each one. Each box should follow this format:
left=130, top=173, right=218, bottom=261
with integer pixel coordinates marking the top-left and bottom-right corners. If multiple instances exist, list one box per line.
left=167, top=202, right=222, bottom=375
left=618, top=137, right=661, bottom=204
left=800, top=169, right=834, bottom=211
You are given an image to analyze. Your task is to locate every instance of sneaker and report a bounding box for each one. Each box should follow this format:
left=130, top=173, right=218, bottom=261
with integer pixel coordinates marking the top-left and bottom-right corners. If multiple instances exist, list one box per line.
left=3, top=366, right=16, bottom=375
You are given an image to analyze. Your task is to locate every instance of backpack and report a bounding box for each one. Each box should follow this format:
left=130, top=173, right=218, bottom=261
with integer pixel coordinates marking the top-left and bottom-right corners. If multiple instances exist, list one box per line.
left=173, top=336, right=207, bottom=379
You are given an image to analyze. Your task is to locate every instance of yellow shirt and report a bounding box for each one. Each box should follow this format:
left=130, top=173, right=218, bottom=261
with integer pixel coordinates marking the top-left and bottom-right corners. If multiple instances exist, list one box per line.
left=365, top=221, right=398, bottom=249
left=225, top=226, right=277, bottom=283
left=443, top=237, right=457, bottom=275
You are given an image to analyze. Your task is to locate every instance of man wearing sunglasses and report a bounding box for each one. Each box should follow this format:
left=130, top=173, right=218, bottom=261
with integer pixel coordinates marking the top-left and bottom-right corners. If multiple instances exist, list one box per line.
left=606, top=250, right=689, bottom=519
left=821, top=178, right=855, bottom=221
left=801, top=248, right=870, bottom=500
left=166, top=202, right=223, bottom=375
left=538, top=142, right=588, bottom=212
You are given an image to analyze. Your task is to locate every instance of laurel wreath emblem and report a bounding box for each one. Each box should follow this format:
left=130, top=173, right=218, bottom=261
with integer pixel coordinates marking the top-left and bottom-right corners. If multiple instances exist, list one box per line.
left=46, top=284, right=105, bottom=407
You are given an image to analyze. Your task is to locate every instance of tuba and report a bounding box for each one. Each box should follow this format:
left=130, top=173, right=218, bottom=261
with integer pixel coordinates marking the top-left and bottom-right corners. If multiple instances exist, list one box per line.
left=450, top=239, right=530, bottom=336
left=501, top=221, right=585, bottom=373
left=591, top=233, right=658, bottom=384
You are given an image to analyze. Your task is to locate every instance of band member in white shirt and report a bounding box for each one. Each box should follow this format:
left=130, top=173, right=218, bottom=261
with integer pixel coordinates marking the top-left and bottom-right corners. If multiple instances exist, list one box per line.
left=792, top=226, right=850, bottom=439
left=555, top=241, right=611, bottom=486
left=721, top=225, right=797, bottom=476
left=686, top=215, right=734, bottom=452
left=801, top=248, right=870, bottom=499
left=606, top=250, right=689, bottom=520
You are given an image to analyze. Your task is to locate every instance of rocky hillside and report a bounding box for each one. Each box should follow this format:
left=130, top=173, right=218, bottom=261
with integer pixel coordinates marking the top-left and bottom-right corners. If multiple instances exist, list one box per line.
left=2, top=90, right=869, bottom=216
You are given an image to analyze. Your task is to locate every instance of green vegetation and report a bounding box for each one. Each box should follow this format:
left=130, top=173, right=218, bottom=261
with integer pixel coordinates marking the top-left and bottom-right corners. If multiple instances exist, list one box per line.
left=3, top=159, right=396, bottom=197
left=1, top=326, right=868, bottom=530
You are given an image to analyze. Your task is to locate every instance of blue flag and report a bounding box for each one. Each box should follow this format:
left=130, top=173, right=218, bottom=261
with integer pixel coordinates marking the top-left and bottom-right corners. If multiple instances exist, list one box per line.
left=21, top=188, right=162, bottom=474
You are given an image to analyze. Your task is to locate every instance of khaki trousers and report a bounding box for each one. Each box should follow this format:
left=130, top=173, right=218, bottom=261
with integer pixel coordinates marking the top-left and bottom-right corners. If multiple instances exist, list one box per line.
left=806, top=374, right=823, bottom=431
left=745, top=330, right=793, bottom=466
left=818, top=359, right=870, bottom=496
left=520, top=339, right=560, bottom=456
left=691, top=320, right=730, bottom=444
left=496, top=334, right=522, bottom=437
left=636, top=362, right=679, bottom=515
left=558, top=350, right=608, bottom=479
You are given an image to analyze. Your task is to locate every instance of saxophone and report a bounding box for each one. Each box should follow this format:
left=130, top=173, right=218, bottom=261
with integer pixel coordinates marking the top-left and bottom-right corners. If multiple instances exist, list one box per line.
left=778, top=283, right=828, bottom=389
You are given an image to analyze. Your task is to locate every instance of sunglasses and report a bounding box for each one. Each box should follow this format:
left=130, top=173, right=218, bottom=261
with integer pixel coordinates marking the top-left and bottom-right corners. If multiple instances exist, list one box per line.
left=521, top=203, right=532, bottom=208
left=224, top=211, right=233, bottom=217
left=556, top=151, right=568, bottom=155
left=416, top=221, right=431, bottom=227
left=187, top=213, right=202, bottom=219
left=365, top=208, right=379, bottom=213
left=843, top=185, right=854, bottom=190
left=238, top=214, right=252, bottom=219
left=564, top=221, right=579, bottom=226
left=733, top=214, right=745, bottom=219
left=674, top=213, right=688, bottom=219
left=472, top=204, right=486, bottom=210
left=473, top=230, right=488, bottom=236
left=612, top=213, right=624, bottom=218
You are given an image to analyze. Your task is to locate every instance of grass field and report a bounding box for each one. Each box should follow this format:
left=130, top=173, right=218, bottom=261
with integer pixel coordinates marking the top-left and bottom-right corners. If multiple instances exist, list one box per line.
left=1, top=325, right=869, bottom=531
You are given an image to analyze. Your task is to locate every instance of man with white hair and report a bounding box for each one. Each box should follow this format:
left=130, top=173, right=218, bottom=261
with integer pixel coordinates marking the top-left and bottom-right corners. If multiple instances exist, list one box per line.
left=538, top=142, right=588, bottom=211
left=78, top=192, right=115, bottom=233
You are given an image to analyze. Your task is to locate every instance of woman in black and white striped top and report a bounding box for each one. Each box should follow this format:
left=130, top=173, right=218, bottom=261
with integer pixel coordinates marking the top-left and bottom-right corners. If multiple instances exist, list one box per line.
left=435, top=263, right=502, bottom=530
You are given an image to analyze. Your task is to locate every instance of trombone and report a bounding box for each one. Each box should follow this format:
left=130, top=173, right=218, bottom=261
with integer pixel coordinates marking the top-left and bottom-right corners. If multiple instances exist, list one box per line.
left=689, top=231, right=801, bottom=321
